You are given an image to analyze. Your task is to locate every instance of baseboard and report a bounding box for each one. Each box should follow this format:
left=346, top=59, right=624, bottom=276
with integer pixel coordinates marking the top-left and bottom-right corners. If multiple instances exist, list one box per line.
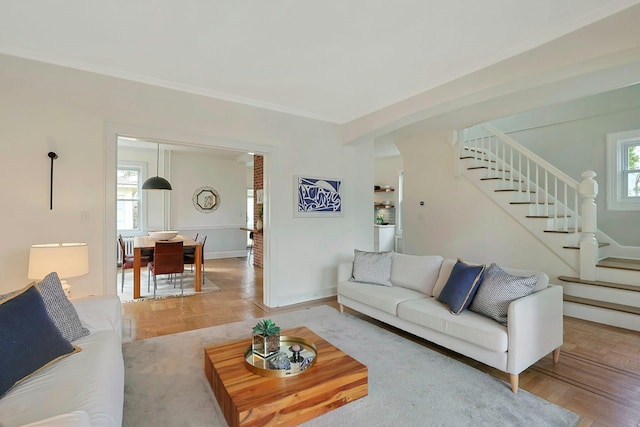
left=204, top=250, right=248, bottom=260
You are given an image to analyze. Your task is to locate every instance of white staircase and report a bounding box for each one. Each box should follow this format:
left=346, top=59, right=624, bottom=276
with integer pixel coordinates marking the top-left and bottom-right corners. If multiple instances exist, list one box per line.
left=458, top=124, right=640, bottom=331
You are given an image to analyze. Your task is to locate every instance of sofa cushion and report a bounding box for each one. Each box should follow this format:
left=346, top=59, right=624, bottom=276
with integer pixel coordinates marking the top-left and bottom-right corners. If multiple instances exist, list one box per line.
left=37, top=272, right=90, bottom=342
left=338, top=280, right=427, bottom=315
left=432, top=258, right=457, bottom=298
left=391, top=254, right=443, bottom=296
left=20, top=412, right=92, bottom=427
left=437, top=260, right=486, bottom=314
left=398, top=298, right=509, bottom=353
left=349, top=249, right=393, bottom=286
left=0, top=330, right=124, bottom=427
left=0, top=285, right=79, bottom=397
left=469, top=264, right=538, bottom=325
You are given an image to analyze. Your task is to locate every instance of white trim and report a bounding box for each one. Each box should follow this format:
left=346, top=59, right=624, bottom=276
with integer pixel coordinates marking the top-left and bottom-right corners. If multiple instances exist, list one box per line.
left=606, top=129, right=640, bottom=211
left=204, top=250, right=248, bottom=260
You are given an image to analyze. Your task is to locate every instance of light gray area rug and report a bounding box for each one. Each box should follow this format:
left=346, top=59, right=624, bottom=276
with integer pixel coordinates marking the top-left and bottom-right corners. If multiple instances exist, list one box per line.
left=122, top=305, right=579, bottom=427
left=118, top=269, right=220, bottom=302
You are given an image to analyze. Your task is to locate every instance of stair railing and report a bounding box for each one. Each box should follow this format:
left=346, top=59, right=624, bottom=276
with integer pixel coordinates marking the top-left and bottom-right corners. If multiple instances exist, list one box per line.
left=460, top=123, right=599, bottom=280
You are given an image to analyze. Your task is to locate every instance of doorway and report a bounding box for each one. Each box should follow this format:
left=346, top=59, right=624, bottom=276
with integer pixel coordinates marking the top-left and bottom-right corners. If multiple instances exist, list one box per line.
left=105, top=124, right=269, bottom=303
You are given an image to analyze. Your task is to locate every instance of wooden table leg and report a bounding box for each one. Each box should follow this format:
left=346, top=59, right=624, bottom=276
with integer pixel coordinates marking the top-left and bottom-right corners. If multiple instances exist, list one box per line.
left=195, top=244, right=202, bottom=292
left=133, top=247, right=141, bottom=299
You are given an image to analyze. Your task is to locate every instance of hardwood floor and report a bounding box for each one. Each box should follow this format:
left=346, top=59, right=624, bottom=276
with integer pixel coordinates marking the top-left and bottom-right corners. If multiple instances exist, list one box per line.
left=121, top=257, right=640, bottom=427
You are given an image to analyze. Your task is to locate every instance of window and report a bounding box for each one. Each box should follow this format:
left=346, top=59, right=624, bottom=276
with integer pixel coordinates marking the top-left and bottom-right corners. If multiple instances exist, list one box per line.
left=606, top=129, right=640, bottom=211
left=117, top=166, right=142, bottom=231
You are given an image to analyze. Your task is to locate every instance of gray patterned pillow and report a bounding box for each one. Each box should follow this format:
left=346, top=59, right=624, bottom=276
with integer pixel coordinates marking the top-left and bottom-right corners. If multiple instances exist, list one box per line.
left=349, top=249, right=393, bottom=287
left=469, top=263, right=538, bottom=325
left=35, top=272, right=90, bottom=342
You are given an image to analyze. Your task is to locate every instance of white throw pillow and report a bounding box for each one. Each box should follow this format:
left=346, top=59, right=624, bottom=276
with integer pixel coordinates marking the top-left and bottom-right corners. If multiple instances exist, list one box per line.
left=350, top=249, right=393, bottom=287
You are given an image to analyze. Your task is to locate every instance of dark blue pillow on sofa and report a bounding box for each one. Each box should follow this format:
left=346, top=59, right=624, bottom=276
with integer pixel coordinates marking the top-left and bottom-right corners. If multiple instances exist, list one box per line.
left=0, top=285, right=79, bottom=396
left=437, top=260, right=486, bottom=314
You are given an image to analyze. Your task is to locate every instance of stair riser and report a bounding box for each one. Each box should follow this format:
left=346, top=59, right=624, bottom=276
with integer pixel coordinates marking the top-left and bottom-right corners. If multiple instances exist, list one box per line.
left=561, top=282, right=640, bottom=308
left=546, top=217, right=579, bottom=230
left=528, top=205, right=568, bottom=217
left=596, top=267, right=640, bottom=287
left=564, top=302, right=640, bottom=332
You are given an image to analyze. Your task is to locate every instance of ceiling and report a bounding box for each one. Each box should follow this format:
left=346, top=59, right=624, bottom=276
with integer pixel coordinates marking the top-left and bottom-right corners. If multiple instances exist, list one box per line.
left=2, top=0, right=638, bottom=125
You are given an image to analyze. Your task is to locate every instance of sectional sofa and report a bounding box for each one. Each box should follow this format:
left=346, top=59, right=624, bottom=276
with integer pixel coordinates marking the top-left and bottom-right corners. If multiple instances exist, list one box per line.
left=337, top=252, right=564, bottom=393
left=0, top=278, right=124, bottom=427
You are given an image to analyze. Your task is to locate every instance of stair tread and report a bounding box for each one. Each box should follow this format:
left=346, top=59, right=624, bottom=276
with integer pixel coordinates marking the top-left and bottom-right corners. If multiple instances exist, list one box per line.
left=467, top=166, right=510, bottom=172
left=510, top=201, right=555, bottom=205
left=460, top=156, right=496, bottom=163
left=558, top=275, right=640, bottom=292
left=544, top=228, right=581, bottom=233
left=597, top=257, right=640, bottom=272
left=527, top=215, right=571, bottom=218
left=562, top=242, right=610, bottom=249
left=494, top=189, right=537, bottom=193
left=480, top=177, right=524, bottom=182
left=563, top=294, right=640, bottom=315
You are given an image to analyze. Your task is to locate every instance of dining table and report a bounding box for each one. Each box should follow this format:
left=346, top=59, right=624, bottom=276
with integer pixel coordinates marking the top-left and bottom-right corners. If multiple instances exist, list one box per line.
left=132, top=235, right=203, bottom=299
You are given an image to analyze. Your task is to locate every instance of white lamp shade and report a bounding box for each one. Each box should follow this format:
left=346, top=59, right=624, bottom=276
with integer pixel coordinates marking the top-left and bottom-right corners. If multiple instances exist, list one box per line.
left=28, top=243, right=89, bottom=280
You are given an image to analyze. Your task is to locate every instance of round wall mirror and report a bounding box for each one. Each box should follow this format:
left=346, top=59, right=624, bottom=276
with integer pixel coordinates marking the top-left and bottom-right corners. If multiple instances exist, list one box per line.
left=193, top=186, right=220, bottom=213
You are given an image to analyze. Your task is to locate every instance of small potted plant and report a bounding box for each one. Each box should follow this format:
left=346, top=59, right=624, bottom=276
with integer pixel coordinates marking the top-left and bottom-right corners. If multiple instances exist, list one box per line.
left=376, top=214, right=384, bottom=225
left=252, top=319, right=281, bottom=358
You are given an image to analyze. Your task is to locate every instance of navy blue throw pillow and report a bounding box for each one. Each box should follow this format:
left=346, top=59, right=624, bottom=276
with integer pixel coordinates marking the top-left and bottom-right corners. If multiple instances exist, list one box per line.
left=0, top=285, right=79, bottom=396
left=437, top=260, right=486, bottom=314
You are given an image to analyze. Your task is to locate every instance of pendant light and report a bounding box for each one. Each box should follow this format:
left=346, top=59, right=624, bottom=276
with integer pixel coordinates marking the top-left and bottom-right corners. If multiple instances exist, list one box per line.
left=142, top=143, right=172, bottom=190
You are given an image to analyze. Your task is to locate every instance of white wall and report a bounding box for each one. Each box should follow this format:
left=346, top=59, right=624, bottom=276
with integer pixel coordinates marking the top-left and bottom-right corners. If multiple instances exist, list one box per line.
left=397, top=133, right=574, bottom=282
left=0, top=54, right=371, bottom=304
left=170, top=150, right=247, bottom=258
left=265, top=140, right=374, bottom=306
left=490, top=83, right=640, bottom=245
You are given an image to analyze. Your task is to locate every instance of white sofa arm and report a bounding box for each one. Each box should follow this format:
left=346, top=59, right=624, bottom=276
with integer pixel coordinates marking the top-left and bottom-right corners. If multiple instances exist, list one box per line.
left=506, top=285, right=563, bottom=374
left=338, top=262, right=353, bottom=282
left=71, top=295, right=122, bottom=338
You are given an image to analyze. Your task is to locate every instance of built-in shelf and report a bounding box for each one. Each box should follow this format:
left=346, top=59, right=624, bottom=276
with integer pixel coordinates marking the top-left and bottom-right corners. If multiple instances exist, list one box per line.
left=374, top=204, right=395, bottom=208
left=374, top=188, right=395, bottom=192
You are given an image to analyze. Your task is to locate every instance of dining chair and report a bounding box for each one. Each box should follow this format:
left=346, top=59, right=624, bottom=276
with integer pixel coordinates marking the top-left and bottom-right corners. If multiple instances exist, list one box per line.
left=183, top=232, right=199, bottom=272
left=118, top=234, right=153, bottom=292
left=183, top=234, right=207, bottom=284
left=147, top=241, right=185, bottom=297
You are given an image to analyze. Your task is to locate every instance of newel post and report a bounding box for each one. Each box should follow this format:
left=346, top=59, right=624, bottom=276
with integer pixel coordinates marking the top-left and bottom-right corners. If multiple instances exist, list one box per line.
left=579, top=170, right=598, bottom=281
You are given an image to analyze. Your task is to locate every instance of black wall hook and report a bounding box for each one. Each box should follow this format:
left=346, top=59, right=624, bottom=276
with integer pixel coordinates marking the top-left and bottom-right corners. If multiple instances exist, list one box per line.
left=48, top=152, right=58, bottom=210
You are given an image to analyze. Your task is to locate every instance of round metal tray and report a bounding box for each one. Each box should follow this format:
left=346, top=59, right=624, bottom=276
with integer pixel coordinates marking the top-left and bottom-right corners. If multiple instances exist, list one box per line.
left=244, top=335, right=317, bottom=378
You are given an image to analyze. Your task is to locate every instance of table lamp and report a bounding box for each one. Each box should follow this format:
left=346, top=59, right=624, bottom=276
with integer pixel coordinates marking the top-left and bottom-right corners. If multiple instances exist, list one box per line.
left=28, top=243, right=89, bottom=298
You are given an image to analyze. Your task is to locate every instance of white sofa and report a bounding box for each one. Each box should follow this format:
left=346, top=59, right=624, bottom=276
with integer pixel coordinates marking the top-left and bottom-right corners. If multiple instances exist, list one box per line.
left=337, top=253, right=563, bottom=393
left=0, top=295, right=124, bottom=427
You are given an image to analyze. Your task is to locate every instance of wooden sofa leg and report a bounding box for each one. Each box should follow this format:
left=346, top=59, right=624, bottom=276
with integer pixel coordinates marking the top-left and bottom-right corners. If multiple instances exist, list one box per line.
left=509, top=374, right=519, bottom=394
left=553, top=347, right=560, bottom=363
left=339, top=304, right=344, bottom=314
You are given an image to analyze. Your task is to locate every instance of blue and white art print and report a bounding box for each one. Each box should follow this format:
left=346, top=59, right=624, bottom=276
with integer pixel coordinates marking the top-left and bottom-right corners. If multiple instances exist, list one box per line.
left=294, top=176, right=342, bottom=217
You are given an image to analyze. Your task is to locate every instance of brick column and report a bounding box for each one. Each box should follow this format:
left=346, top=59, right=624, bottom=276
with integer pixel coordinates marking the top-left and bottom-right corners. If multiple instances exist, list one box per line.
left=253, top=155, right=263, bottom=267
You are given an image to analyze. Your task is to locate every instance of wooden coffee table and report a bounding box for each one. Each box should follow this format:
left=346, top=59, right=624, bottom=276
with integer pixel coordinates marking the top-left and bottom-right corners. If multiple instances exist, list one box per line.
left=204, top=326, right=368, bottom=427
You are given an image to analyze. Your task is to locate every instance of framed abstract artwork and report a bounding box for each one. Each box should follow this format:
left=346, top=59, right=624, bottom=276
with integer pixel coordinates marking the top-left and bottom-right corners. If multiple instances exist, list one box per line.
left=294, top=176, right=342, bottom=217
